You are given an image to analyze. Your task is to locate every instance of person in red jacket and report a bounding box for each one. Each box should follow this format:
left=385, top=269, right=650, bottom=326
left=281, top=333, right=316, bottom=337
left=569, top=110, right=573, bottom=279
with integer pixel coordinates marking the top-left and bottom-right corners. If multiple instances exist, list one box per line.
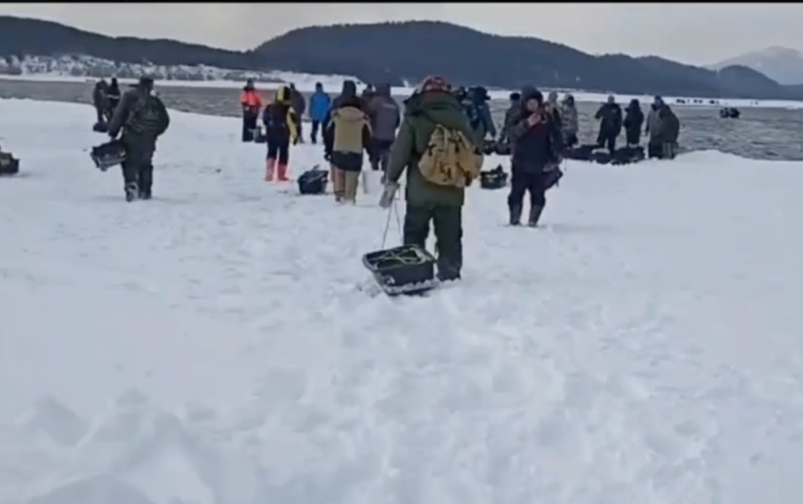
left=240, top=79, right=262, bottom=142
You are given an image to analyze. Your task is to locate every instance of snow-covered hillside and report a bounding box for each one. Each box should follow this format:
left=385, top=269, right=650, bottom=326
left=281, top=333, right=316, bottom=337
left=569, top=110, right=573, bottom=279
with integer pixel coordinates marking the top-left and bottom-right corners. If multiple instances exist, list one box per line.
left=2, top=98, right=803, bottom=504
left=0, top=54, right=367, bottom=89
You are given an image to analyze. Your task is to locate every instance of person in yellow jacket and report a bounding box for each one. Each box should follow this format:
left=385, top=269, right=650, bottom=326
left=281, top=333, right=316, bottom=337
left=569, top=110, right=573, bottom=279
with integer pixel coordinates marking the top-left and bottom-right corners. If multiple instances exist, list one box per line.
left=261, top=85, right=298, bottom=182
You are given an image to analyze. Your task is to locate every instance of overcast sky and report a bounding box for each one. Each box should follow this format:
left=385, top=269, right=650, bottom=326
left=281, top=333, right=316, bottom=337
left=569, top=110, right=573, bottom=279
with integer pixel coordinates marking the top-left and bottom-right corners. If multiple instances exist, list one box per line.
left=1, top=3, right=802, bottom=66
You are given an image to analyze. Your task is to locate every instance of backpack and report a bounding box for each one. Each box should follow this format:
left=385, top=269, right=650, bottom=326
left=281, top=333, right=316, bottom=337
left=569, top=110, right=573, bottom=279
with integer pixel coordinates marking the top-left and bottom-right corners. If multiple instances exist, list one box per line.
left=127, top=94, right=168, bottom=136
left=418, top=124, right=482, bottom=189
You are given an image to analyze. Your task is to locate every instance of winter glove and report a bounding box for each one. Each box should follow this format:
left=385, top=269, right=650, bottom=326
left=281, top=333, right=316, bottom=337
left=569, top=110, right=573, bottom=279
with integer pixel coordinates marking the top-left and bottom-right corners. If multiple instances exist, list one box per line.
left=378, top=181, right=400, bottom=209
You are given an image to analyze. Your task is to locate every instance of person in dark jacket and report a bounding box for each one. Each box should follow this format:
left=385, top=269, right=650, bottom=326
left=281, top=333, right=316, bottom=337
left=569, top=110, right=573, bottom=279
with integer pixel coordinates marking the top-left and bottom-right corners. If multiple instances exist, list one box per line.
left=497, top=92, right=521, bottom=146
left=105, top=78, right=121, bottom=121
left=559, top=94, right=579, bottom=148
left=623, top=99, right=644, bottom=147
left=379, top=75, right=480, bottom=282
left=308, top=82, right=331, bottom=144
left=107, top=76, right=170, bottom=201
left=594, top=95, right=623, bottom=152
left=323, top=91, right=372, bottom=204
left=367, top=82, right=400, bottom=174
left=288, top=83, right=306, bottom=143
left=545, top=91, right=563, bottom=130
left=262, top=85, right=299, bottom=182
left=465, top=86, right=496, bottom=144
left=92, top=79, right=109, bottom=124
left=507, top=86, right=562, bottom=227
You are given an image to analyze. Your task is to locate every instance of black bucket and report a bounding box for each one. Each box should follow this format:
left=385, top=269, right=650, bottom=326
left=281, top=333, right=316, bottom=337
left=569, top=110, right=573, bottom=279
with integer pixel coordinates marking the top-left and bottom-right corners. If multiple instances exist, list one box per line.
left=90, top=140, right=127, bottom=172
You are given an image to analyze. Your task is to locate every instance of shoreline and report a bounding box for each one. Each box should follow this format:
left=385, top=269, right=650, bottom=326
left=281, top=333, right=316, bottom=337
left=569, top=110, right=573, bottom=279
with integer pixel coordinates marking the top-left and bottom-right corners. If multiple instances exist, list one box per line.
left=1, top=73, right=802, bottom=110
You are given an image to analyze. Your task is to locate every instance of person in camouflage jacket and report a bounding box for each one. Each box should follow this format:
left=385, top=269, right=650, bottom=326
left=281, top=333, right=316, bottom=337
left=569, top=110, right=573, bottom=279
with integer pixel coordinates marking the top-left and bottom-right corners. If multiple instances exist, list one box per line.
left=107, top=76, right=170, bottom=201
left=379, top=75, right=480, bottom=282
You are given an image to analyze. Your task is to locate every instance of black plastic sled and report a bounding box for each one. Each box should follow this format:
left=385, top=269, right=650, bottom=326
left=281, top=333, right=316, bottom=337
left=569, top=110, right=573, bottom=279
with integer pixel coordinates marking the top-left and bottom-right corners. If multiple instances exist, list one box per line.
left=0, top=152, right=20, bottom=176
left=90, top=140, right=127, bottom=172
left=362, top=244, right=438, bottom=297
left=92, top=121, right=108, bottom=133
left=480, top=165, right=508, bottom=189
left=297, top=165, right=328, bottom=195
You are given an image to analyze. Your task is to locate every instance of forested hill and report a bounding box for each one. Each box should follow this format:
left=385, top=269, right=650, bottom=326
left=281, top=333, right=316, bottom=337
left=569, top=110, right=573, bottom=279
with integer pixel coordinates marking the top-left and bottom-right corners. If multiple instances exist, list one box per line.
left=0, top=15, right=799, bottom=100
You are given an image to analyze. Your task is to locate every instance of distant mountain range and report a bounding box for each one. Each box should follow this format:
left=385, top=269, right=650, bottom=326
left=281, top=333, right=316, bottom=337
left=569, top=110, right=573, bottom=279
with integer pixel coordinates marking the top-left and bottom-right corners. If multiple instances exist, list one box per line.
left=709, top=46, right=803, bottom=86
left=1, top=15, right=802, bottom=100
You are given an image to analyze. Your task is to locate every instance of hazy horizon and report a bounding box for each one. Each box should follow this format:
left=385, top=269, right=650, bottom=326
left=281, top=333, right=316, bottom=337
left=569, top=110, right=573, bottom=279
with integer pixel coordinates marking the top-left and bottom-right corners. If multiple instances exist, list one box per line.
left=0, top=3, right=802, bottom=66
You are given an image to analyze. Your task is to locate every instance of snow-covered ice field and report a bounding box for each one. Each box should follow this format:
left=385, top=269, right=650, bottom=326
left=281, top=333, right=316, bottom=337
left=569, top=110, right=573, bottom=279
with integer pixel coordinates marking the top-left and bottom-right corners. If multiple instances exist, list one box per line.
left=1, top=97, right=803, bottom=504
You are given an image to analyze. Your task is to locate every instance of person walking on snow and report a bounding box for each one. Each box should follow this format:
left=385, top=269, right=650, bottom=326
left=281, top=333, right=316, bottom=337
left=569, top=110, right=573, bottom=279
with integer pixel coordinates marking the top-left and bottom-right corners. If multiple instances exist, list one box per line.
left=323, top=86, right=372, bottom=204
left=262, top=85, right=299, bottom=182
left=308, top=82, right=331, bottom=144
left=107, top=76, right=171, bottom=202
left=366, top=82, right=401, bottom=175
left=379, top=75, right=482, bottom=283
left=506, top=86, right=562, bottom=227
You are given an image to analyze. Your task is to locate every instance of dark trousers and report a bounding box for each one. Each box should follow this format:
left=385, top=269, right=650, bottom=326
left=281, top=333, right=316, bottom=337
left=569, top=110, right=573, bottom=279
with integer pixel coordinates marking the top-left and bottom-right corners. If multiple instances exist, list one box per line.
left=601, top=134, right=617, bottom=152
left=311, top=120, right=321, bottom=143
left=267, top=139, right=290, bottom=165
left=296, top=121, right=303, bottom=143
left=370, top=139, right=394, bottom=171
left=625, top=129, right=640, bottom=146
left=507, top=171, right=546, bottom=210
left=95, top=107, right=105, bottom=124
left=403, top=204, right=462, bottom=281
left=120, top=137, right=155, bottom=193
left=242, top=113, right=258, bottom=142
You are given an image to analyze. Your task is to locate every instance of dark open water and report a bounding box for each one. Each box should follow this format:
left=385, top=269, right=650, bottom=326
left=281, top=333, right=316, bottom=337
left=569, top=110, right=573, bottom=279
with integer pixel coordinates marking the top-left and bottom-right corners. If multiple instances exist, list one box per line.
left=1, top=79, right=801, bottom=161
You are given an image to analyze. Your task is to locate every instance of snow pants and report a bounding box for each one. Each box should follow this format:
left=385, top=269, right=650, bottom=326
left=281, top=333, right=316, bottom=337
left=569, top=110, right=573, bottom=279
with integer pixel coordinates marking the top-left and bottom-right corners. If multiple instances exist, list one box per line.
left=403, top=203, right=462, bottom=281
left=120, top=135, right=155, bottom=193
left=267, top=139, right=290, bottom=165
left=508, top=170, right=546, bottom=210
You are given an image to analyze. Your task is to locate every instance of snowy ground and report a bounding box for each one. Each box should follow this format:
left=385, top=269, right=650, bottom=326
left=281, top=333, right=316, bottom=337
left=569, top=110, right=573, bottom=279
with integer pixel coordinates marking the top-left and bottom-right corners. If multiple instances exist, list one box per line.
left=1, top=98, right=803, bottom=504
left=1, top=72, right=802, bottom=110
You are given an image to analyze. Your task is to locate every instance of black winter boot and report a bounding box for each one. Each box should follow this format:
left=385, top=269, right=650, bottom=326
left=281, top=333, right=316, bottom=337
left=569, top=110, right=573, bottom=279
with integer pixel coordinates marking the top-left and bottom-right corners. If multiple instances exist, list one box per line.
left=125, top=182, right=138, bottom=202
left=528, top=205, right=544, bottom=227
left=509, top=205, right=523, bottom=226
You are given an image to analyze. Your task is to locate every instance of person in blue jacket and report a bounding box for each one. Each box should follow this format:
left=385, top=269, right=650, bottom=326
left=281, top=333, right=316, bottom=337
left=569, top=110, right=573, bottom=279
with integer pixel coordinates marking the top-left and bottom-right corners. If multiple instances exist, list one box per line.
left=308, top=82, right=331, bottom=144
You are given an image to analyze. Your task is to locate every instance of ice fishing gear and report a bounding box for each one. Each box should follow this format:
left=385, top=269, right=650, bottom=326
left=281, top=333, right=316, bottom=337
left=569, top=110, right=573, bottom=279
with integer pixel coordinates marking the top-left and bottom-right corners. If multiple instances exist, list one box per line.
left=0, top=151, right=20, bottom=176
left=90, top=139, right=127, bottom=172
left=297, top=165, right=328, bottom=195
left=480, top=164, right=508, bottom=189
left=362, top=244, right=438, bottom=296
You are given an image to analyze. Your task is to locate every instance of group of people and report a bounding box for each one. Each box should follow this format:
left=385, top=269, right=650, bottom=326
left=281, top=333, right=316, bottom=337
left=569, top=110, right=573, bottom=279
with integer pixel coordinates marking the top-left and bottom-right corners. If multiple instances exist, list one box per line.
left=241, top=78, right=401, bottom=203
left=93, top=77, right=171, bottom=202
left=92, top=78, right=122, bottom=125
left=236, top=76, right=683, bottom=284
left=591, top=95, right=681, bottom=159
